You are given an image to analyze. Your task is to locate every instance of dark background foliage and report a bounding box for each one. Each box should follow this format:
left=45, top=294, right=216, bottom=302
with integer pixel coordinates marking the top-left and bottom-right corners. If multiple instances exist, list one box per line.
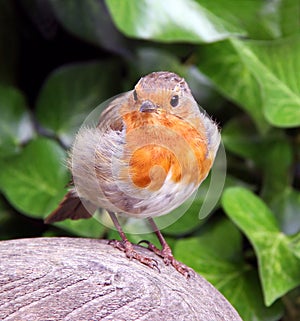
left=0, top=1, right=300, bottom=320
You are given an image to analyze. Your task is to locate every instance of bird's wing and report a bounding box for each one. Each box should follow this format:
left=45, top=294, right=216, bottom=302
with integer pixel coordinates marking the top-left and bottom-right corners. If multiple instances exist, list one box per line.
left=44, top=190, right=96, bottom=223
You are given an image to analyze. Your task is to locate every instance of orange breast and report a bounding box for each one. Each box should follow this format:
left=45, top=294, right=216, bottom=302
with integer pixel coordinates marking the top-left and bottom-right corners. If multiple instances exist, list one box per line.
left=122, top=110, right=212, bottom=191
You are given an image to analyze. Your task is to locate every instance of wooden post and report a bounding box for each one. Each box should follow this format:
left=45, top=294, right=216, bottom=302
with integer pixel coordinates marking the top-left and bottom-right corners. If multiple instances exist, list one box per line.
left=0, top=237, right=243, bottom=321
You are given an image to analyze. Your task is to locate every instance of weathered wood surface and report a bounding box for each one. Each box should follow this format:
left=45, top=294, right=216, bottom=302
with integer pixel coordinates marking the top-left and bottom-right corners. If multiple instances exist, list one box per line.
left=0, top=237, right=243, bottom=321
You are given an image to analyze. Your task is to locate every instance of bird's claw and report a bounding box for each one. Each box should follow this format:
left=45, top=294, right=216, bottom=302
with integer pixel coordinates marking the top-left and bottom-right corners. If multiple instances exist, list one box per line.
left=108, top=239, right=160, bottom=272
left=139, top=239, right=193, bottom=278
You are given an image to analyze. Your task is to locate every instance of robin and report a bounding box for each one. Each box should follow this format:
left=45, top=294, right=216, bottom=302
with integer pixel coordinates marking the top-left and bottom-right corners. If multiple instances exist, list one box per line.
left=45, top=71, right=221, bottom=276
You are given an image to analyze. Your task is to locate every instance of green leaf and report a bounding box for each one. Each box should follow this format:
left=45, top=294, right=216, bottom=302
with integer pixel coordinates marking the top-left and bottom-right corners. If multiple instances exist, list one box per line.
left=199, top=0, right=300, bottom=40
left=260, top=138, right=293, bottom=204
left=223, top=118, right=293, bottom=205
left=222, top=117, right=267, bottom=163
left=197, top=39, right=267, bottom=133
left=231, top=36, right=300, bottom=127
left=106, top=0, right=300, bottom=43
left=223, top=117, right=293, bottom=170
left=175, top=218, right=283, bottom=321
left=222, top=187, right=300, bottom=306
left=48, top=0, right=128, bottom=54
left=0, top=86, right=34, bottom=157
left=50, top=216, right=106, bottom=238
left=278, top=0, right=300, bottom=37
left=161, top=196, right=206, bottom=235
left=0, top=137, right=69, bottom=217
left=198, top=35, right=300, bottom=130
left=271, top=188, right=300, bottom=235
left=290, top=233, right=300, bottom=260
left=132, top=47, right=186, bottom=76
left=35, top=61, right=121, bottom=146
left=105, top=0, right=245, bottom=43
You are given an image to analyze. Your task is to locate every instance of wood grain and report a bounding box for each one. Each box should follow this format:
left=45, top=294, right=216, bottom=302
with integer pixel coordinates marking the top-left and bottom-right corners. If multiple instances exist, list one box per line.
left=0, top=237, right=243, bottom=321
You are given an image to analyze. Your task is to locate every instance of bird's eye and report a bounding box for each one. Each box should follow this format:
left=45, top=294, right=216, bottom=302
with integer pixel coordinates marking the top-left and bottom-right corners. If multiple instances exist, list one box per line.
left=133, top=90, right=138, bottom=101
left=170, top=95, right=179, bottom=107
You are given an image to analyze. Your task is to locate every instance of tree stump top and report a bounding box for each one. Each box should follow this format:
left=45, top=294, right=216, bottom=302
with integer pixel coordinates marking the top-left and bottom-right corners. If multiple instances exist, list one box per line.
left=0, top=237, right=242, bottom=321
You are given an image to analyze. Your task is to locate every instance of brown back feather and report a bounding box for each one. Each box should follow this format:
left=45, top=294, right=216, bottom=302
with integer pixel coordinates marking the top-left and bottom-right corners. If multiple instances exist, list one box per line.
left=44, top=191, right=94, bottom=224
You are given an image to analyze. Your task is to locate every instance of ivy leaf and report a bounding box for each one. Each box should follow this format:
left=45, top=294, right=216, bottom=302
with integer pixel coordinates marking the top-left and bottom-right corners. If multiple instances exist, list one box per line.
left=271, top=188, right=300, bottom=235
left=222, top=187, right=300, bottom=306
left=0, top=138, right=69, bottom=217
left=197, top=35, right=300, bottom=130
left=231, top=36, right=300, bottom=127
left=222, top=117, right=267, bottom=163
left=289, top=233, right=300, bottom=260
left=105, top=0, right=245, bottom=43
left=197, top=40, right=267, bottom=133
left=198, top=0, right=300, bottom=40
left=106, top=0, right=300, bottom=43
left=222, top=117, right=293, bottom=207
left=0, top=86, right=34, bottom=157
left=35, top=61, right=121, bottom=146
left=260, top=137, right=293, bottom=204
left=175, top=218, right=283, bottom=321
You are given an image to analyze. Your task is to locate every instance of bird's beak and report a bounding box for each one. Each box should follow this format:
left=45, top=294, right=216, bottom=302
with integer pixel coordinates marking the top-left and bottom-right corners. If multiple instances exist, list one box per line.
left=139, top=100, right=158, bottom=113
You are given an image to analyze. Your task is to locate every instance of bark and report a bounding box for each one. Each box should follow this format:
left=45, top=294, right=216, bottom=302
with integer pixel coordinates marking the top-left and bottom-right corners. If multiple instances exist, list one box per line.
left=0, top=237, right=243, bottom=321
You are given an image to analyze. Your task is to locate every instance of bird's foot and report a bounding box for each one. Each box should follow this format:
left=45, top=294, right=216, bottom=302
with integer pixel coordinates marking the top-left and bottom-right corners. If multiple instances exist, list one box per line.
left=108, top=239, right=160, bottom=272
left=139, top=240, right=193, bottom=278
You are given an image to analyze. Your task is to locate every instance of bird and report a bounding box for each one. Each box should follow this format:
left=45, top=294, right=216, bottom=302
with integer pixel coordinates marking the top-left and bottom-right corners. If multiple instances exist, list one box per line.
left=45, top=71, right=221, bottom=276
